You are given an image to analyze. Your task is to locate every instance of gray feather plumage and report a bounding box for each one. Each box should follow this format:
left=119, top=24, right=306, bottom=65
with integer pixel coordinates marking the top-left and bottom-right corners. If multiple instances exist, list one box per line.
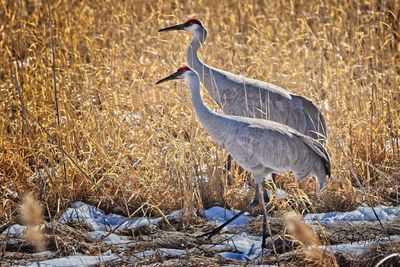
left=181, top=69, right=330, bottom=188
left=186, top=29, right=328, bottom=144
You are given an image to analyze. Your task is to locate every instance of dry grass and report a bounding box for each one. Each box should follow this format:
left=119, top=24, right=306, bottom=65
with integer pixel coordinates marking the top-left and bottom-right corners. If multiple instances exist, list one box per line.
left=20, top=194, right=46, bottom=251
left=0, top=0, right=399, bottom=232
left=284, top=212, right=338, bottom=266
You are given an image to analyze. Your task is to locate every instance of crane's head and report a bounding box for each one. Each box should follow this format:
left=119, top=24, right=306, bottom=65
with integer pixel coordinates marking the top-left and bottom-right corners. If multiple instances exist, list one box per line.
left=156, top=65, right=197, bottom=84
left=158, top=19, right=208, bottom=43
left=155, top=65, right=197, bottom=85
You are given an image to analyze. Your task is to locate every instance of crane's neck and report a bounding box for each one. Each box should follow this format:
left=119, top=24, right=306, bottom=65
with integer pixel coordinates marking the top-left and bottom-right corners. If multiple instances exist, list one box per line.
left=187, top=74, right=229, bottom=146
left=187, top=37, right=223, bottom=106
left=186, top=38, right=205, bottom=77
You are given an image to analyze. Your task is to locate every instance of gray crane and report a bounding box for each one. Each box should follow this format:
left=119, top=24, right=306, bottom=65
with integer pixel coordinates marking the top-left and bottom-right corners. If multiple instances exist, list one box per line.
left=159, top=19, right=327, bottom=143
left=156, top=66, right=331, bottom=246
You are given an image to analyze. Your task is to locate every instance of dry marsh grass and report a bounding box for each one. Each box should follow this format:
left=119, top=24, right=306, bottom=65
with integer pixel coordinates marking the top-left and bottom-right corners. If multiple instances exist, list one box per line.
left=20, top=194, right=46, bottom=251
left=284, top=212, right=338, bottom=266
left=0, top=0, right=399, bottom=226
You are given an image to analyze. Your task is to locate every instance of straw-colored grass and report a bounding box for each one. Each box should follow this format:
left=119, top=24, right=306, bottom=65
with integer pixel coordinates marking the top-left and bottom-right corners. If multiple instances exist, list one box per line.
left=20, top=194, right=46, bottom=251
left=0, top=0, right=399, bottom=226
left=285, top=212, right=338, bottom=266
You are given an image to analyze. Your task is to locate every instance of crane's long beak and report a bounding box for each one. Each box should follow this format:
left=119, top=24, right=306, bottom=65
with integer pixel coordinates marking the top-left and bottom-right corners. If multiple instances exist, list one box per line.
left=155, top=71, right=181, bottom=85
left=158, top=23, right=185, bottom=32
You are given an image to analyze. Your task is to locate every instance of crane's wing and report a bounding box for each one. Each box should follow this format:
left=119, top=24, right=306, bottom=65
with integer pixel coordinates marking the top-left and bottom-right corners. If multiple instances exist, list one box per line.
left=290, top=130, right=331, bottom=177
left=208, top=67, right=328, bottom=141
left=231, top=121, right=299, bottom=172
left=293, top=95, right=328, bottom=142
left=225, top=116, right=330, bottom=177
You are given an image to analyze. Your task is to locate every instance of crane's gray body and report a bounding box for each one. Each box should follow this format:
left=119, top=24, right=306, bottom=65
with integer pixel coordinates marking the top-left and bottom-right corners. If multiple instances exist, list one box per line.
left=186, top=28, right=327, bottom=143
left=182, top=69, right=330, bottom=187
left=158, top=21, right=331, bottom=236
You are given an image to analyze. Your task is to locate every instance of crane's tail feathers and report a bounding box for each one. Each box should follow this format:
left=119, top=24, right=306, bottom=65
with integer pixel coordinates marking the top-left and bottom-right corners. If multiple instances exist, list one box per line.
left=296, top=133, right=331, bottom=178
left=302, top=97, right=328, bottom=142
left=304, top=112, right=328, bottom=143
left=307, top=130, right=327, bottom=145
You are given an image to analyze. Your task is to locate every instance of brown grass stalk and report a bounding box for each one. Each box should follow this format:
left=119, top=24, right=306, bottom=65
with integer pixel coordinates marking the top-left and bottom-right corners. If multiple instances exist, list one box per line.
left=284, top=212, right=338, bottom=267
left=20, top=194, right=46, bottom=252
left=48, top=1, right=68, bottom=184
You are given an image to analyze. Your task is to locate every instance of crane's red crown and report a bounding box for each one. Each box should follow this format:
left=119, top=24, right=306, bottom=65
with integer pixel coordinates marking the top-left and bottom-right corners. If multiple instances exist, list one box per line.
left=184, top=18, right=202, bottom=26
left=177, top=65, right=191, bottom=73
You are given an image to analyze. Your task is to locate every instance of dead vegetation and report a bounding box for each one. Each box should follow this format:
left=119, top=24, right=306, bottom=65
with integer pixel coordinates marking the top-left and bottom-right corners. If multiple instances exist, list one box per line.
left=20, top=194, right=46, bottom=252
left=286, top=214, right=338, bottom=266
left=1, top=215, right=399, bottom=266
left=0, top=0, right=399, bottom=265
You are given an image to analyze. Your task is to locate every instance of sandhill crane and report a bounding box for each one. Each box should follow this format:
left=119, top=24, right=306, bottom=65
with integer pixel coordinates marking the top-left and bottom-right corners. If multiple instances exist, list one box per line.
left=159, top=19, right=327, bottom=143
left=156, top=66, right=331, bottom=246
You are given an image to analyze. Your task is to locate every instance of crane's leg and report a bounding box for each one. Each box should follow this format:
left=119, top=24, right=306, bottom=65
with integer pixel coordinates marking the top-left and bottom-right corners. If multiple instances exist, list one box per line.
left=200, top=183, right=261, bottom=238
left=225, top=158, right=273, bottom=205
left=262, top=173, right=276, bottom=204
left=271, top=173, right=276, bottom=183
left=226, top=154, right=233, bottom=172
left=225, top=154, right=234, bottom=187
left=261, top=187, right=270, bottom=249
left=259, top=178, right=277, bottom=255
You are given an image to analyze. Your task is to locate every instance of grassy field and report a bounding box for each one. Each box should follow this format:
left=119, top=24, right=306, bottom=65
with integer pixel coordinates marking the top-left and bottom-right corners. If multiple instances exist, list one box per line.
left=0, top=0, right=399, bottom=250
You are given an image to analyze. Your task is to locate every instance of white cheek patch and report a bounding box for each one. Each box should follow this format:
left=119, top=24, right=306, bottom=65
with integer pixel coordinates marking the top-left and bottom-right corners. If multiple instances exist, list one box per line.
left=183, top=71, right=190, bottom=79
left=183, top=71, right=195, bottom=80
left=186, top=24, right=201, bottom=34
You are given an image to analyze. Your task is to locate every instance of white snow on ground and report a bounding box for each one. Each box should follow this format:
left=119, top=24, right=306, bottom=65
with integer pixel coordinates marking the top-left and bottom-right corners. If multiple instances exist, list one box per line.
left=4, top=202, right=400, bottom=265
left=1, top=224, right=28, bottom=246
left=223, top=265, right=278, bottom=267
left=130, top=248, right=186, bottom=260
left=220, top=233, right=267, bottom=259
left=324, top=235, right=400, bottom=256
left=1, top=224, right=27, bottom=236
left=304, top=205, right=400, bottom=224
left=17, top=248, right=187, bottom=266
left=202, top=233, right=269, bottom=260
left=218, top=252, right=251, bottom=261
left=18, top=253, right=119, bottom=267
left=59, top=201, right=184, bottom=233
left=87, top=230, right=134, bottom=246
left=204, top=206, right=250, bottom=229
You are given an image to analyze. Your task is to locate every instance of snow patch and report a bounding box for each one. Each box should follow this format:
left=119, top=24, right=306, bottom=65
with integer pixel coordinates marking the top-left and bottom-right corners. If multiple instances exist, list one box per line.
left=204, top=206, right=250, bottom=229
left=203, top=233, right=270, bottom=260
left=324, top=235, right=400, bottom=255
left=1, top=224, right=27, bottom=236
left=59, top=202, right=180, bottom=233
left=305, top=205, right=400, bottom=224
left=7, top=201, right=400, bottom=265
left=222, top=233, right=269, bottom=259
left=87, top=230, right=134, bottom=246
left=223, top=265, right=278, bottom=267
left=19, top=254, right=119, bottom=267
left=20, top=248, right=186, bottom=266
left=131, top=248, right=186, bottom=260
left=217, top=252, right=250, bottom=261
